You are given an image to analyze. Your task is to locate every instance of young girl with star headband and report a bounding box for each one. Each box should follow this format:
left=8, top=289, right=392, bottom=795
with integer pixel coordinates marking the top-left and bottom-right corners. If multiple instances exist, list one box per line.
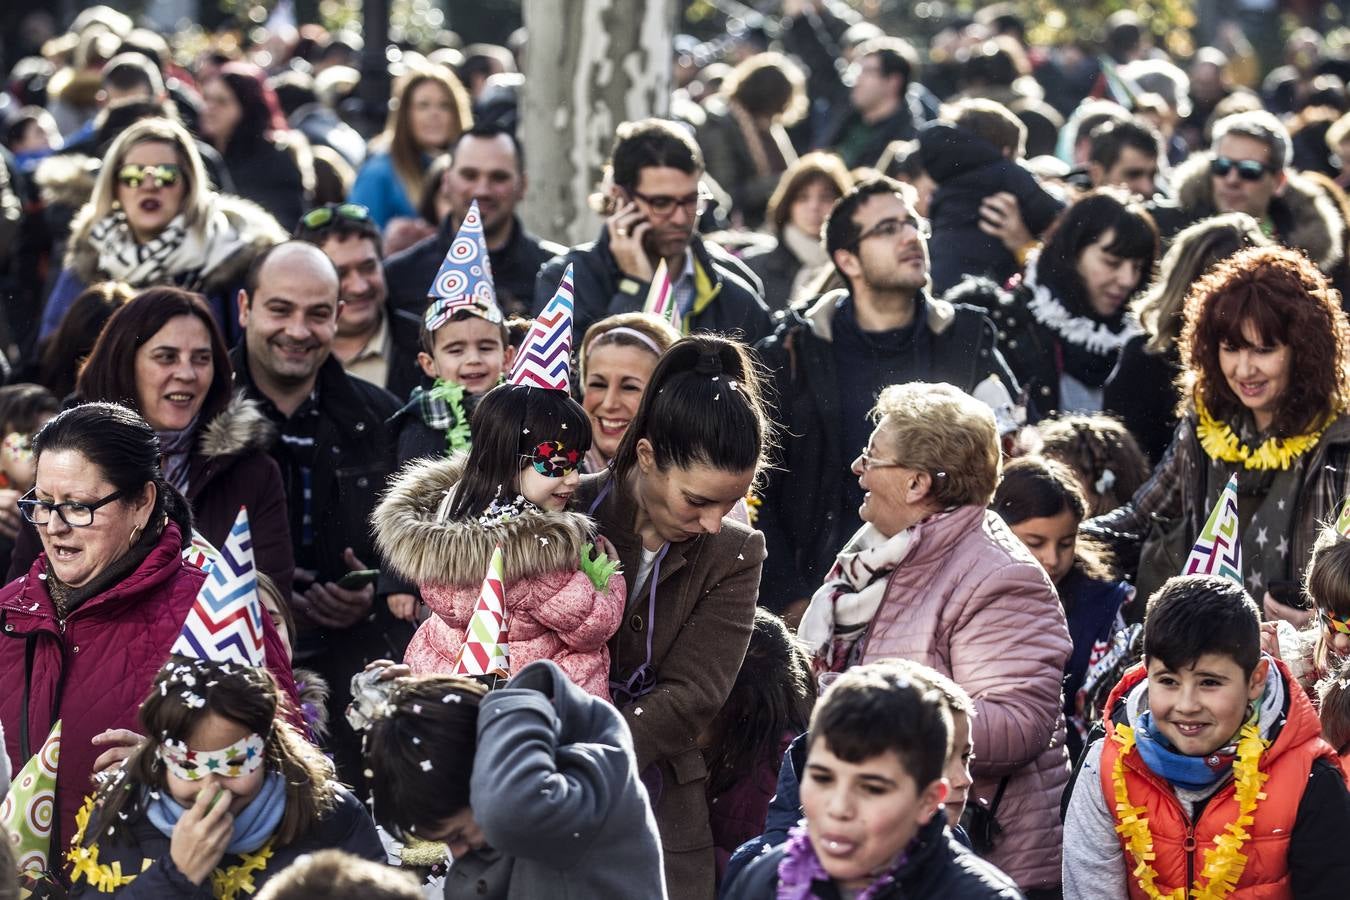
left=373, top=266, right=626, bottom=697
left=66, top=659, right=383, bottom=898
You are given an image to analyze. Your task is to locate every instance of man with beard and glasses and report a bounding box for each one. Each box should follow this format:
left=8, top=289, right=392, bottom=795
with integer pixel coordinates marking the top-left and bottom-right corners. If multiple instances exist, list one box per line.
left=295, top=201, right=423, bottom=398
left=754, top=177, right=1017, bottom=624
left=535, top=117, right=772, bottom=341
left=231, top=240, right=410, bottom=798
left=385, top=123, right=564, bottom=319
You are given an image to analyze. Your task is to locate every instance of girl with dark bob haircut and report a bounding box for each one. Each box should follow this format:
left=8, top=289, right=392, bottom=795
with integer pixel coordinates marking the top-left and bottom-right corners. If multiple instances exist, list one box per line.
left=947, top=187, right=1159, bottom=419
left=1090, top=244, right=1350, bottom=607
left=372, top=380, right=624, bottom=695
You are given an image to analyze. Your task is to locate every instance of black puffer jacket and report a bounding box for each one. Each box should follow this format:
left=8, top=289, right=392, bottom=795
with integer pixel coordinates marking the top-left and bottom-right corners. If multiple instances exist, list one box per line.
left=535, top=228, right=773, bottom=343
left=720, top=812, right=1024, bottom=899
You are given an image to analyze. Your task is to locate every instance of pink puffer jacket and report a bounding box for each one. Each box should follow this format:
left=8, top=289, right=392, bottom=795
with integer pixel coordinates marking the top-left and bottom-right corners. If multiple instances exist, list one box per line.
left=373, top=455, right=625, bottom=699
left=408, top=569, right=623, bottom=697
left=859, top=504, right=1071, bottom=891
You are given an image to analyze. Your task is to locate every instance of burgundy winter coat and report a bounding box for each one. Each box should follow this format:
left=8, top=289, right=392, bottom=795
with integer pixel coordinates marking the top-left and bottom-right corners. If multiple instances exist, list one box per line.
left=858, top=503, right=1071, bottom=892
left=0, top=522, right=298, bottom=855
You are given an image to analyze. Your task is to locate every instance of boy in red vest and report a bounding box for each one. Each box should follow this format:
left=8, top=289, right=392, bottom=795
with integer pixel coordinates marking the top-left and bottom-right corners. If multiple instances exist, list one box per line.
left=1062, top=574, right=1350, bottom=899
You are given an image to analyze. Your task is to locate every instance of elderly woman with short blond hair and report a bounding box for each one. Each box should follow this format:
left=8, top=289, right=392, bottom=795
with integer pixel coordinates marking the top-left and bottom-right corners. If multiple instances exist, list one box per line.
left=798, top=381, right=1072, bottom=896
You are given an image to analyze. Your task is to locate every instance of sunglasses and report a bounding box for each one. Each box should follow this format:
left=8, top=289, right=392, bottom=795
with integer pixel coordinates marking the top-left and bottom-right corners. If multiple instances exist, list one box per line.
left=299, top=202, right=372, bottom=231
left=522, top=441, right=581, bottom=478
left=117, top=163, right=182, bottom=189
left=1209, top=156, right=1276, bottom=182
left=1323, top=609, right=1350, bottom=635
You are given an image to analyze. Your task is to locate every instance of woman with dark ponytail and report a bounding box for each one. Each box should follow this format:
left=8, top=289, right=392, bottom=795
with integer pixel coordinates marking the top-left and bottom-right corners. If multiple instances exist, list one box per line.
left=577, top=334, right=771, bottom=900
left=0, top=403, right=297, bottom=855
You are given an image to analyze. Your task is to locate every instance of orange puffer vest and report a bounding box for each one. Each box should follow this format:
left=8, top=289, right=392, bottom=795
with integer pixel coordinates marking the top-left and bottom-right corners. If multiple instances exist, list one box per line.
left=1098, top=659, right=1336, bottom=899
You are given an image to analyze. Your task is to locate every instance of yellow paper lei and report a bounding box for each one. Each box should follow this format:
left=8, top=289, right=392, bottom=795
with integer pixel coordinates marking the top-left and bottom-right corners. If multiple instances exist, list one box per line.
left=1110, top=721, right=1270, bottom=900
left=1195, top=400, right=1329, bottom=470
left=67, top=794, right=274, bottom=898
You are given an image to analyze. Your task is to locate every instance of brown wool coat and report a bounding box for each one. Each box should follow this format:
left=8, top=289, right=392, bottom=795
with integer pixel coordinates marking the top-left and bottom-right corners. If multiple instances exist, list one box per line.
left=578, top=471, right=765, bottom=900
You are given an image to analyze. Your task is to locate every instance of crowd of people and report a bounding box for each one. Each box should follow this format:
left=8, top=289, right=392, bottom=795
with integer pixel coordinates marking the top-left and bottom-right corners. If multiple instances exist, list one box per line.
left=7, top=1, right=1350, bottom=898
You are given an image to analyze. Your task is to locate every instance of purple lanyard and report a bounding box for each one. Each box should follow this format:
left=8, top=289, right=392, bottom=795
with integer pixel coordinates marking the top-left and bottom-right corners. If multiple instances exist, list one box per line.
left=590, top=481, right=668, bottom=706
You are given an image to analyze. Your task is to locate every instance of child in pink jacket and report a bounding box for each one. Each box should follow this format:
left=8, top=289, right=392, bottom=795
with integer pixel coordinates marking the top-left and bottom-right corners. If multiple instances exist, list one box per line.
left=373, top=382, right=625, bottom=698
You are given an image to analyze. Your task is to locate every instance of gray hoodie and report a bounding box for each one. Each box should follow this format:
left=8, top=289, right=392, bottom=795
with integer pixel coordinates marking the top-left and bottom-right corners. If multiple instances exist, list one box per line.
left=445, top=660, right=668, bottom=900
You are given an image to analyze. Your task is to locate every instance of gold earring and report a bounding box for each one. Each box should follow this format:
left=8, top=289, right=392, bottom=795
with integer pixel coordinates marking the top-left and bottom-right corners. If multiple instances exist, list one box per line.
left=129, top=524, right=143, bottom=547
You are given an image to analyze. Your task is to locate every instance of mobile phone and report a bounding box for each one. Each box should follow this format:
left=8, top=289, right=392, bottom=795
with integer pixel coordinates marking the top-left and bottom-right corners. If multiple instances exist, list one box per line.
left=337, top=569, right=380, bottom=590
left=1267, top=580, right=1308, bottom=610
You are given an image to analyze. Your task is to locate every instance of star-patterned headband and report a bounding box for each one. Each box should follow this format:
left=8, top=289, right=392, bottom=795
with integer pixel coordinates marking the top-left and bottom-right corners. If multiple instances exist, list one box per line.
left=157, top=733, right=266, bottom=781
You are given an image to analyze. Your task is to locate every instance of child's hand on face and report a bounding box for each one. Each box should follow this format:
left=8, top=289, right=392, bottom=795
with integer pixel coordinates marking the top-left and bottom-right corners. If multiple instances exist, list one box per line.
left=169, top=785, right=233, bottom=885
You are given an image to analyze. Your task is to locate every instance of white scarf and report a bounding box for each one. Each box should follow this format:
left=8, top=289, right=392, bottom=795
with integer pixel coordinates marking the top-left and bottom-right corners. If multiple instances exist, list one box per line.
left=798, top=522, right=916, bottom=671
left=1022, top=251, right=1141, bottom=355
left=783, top=223, right=831, bottom=306
left=89, top=207, right=245, bottom=289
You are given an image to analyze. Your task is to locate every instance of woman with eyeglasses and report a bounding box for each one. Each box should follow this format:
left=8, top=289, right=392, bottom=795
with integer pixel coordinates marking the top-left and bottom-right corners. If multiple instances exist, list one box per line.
left=796, top=381, right=1070, bottom=896
left=0, top=402, right=298, bottom=858
left=946, top=188, right=1159, bottom=420
left=573, top=335, right=769, bottom=900
left=5, top=288, right=295, bottom=603
left=41, top=117, right=287, bottom=346
left=199, top=62, right=313, bottom=231
left=1090, top=244, right=1350, bottom=614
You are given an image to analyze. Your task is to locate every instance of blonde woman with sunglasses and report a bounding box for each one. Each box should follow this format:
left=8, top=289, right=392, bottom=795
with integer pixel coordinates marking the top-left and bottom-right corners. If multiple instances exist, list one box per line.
left=43, top=117, right=287, bottom=345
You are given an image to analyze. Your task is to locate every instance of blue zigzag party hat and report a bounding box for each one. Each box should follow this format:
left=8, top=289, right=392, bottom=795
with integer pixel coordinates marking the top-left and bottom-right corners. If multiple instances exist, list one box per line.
left=508, top=264, right=574, bottom=392
left=170, top=507, right=267, bottom=667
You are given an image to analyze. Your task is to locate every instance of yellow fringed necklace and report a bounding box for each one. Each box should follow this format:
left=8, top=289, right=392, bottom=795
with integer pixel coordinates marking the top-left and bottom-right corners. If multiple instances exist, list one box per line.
left=1195, top=400, right=1329, bottom=470
left=1110, top=720, right=1270, bottom=900
left=67, top=794, right=274, bottom=898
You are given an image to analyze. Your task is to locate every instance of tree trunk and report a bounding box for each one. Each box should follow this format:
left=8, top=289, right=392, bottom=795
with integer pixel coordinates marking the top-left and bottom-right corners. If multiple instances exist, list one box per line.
left=520, top=0, right=672, bottom=247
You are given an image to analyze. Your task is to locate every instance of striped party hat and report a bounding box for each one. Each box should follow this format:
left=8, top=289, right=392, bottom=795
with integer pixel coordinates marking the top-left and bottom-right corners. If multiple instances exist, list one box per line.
left=509, top=264, right=574, bottom=392
left=170, top=507, right=267, bottom=668
left=1182, top=474, right=1243, bottom=586
left=454, top=546, right=510, bottom=678
left=424, top=200, right=503, bottom=330
left=642, top=258, right=683, bottom=333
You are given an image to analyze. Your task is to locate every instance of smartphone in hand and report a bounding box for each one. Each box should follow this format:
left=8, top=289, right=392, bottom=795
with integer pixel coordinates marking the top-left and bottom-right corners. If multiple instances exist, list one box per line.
left=337, top=569, right=380, bottom=590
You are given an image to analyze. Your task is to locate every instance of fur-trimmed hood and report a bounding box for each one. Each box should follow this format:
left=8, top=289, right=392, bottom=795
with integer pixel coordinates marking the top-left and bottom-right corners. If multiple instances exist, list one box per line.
left=198, top=392, right=276, bottom=459
left=1172, top=151, right=1346, bottom=273
left=372, top=454, right=595, bottom=588
left=64, top=191, right=287, bottom=293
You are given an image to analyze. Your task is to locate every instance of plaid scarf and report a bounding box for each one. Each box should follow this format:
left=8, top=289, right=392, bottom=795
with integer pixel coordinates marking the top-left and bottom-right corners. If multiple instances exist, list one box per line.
left=403, top=379, right=472, bottom=454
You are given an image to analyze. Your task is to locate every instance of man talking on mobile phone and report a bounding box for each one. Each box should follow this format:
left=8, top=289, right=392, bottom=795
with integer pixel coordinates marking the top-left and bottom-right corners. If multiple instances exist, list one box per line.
left=534, top=118, right=773, bottom=341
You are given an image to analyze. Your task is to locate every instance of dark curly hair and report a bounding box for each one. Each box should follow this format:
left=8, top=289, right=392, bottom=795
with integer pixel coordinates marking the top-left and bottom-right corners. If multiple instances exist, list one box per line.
left=1178, top=244, right=1350, bottom=437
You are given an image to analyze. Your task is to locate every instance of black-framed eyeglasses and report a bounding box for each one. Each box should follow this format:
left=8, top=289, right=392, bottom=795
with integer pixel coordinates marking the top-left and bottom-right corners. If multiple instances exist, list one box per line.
left=117, top=163, right=182, bottom=189
left=851, top=215, right=931, bottom=249
left=19, top=488, right=126, bottom=527
left=1210, top=156, right=1277, bottom=182
left=627, top=186, right=714, bottom=218
left=298, top=202, right=372, bottom=232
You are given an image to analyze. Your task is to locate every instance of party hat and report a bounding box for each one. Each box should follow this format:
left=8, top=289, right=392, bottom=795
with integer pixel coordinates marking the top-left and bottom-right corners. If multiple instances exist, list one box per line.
left=1336, top=497, right=1350, bottom=537
left=454, top=546, right=510, bottom=678
left=424, top=200, right=503, bottom=331
left=1182, top=473, right=1243, bottom=586
left=170, top=507, right=267, bottom=668
left=642, top=258, right=683, bottom=333
left=508, top=264, right=574, bottom=392
left=182, top=528, right=220, bottom=572
left=0, top=721, right=60, bottom=872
